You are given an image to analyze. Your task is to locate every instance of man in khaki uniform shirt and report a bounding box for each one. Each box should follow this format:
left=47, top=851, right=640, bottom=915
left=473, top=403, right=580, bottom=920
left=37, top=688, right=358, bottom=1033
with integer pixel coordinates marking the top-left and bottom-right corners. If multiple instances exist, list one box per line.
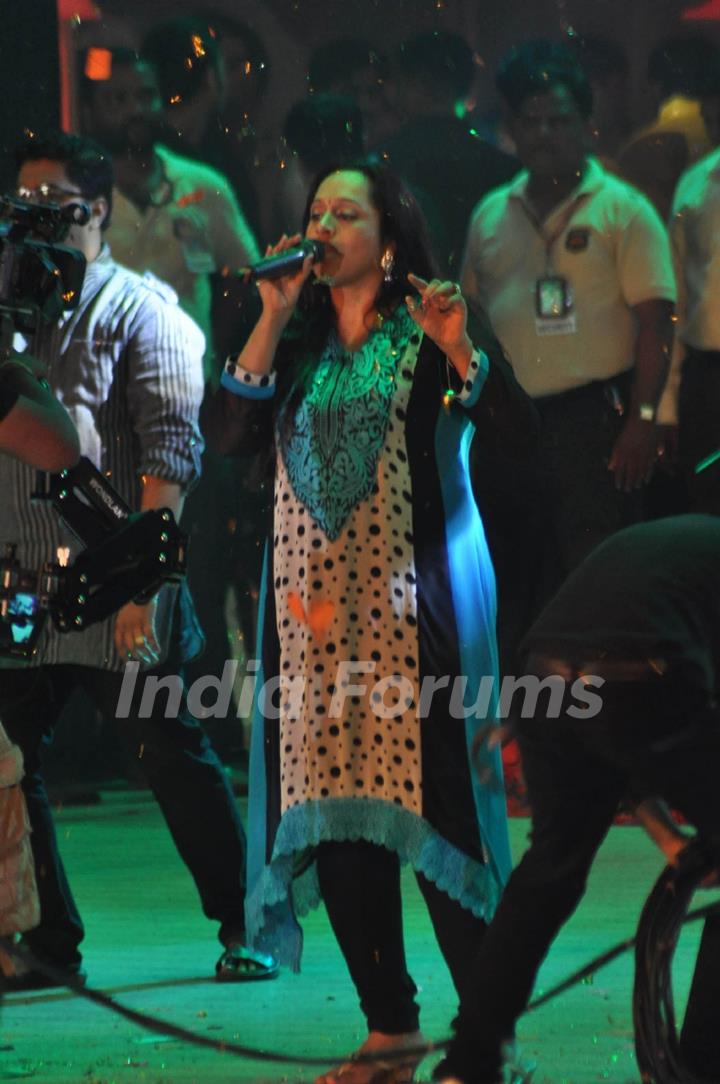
left=461, top=43, right=676, bottom=620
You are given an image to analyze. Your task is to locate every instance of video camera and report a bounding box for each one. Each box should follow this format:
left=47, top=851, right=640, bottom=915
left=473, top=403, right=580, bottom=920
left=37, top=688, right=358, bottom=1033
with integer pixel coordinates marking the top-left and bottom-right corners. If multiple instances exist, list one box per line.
left=0, top=458, right=187, bottom=660
left=0, top=193, right=87, bottom=341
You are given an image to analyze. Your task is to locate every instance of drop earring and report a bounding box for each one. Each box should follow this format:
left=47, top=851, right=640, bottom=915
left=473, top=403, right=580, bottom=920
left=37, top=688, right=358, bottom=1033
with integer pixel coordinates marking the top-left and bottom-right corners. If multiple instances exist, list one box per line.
left=381, top=249, right=395, bottom=283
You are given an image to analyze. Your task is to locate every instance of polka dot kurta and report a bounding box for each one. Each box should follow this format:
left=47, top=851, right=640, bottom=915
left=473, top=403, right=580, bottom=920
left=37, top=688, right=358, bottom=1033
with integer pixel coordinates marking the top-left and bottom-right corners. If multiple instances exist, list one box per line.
left=273, top=318, right=423, bottom=815
left=220, top=312, right=516, bottom=969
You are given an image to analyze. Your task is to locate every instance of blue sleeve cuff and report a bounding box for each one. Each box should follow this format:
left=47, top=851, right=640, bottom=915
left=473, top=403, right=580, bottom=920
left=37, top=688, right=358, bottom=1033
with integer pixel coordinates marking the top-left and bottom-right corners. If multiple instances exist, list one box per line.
left=221, top=356, right=276, bottom=400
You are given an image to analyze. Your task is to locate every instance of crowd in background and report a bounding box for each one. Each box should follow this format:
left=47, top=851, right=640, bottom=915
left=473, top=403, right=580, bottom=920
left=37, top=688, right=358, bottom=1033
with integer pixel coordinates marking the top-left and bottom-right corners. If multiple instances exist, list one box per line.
left=3, top=14, right=720, bottom=1079
left=4, top=9, right=720, bottom=1068
left=55, top=18, right=720, bottom=766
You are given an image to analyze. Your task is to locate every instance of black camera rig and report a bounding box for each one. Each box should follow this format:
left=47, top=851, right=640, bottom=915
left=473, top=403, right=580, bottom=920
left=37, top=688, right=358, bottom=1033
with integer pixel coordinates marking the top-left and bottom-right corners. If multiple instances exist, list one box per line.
left=0, top=457, right=187, bottom=660
left=0, top=192, right=87, bottom=345
left=0, top=192, right=187, bottom=659
left=0, top=189, right=88, bottom=421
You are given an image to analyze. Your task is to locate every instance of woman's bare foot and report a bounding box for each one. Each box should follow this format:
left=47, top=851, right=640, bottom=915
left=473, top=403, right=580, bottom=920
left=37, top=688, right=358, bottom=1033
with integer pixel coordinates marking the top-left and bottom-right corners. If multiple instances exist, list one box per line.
left=314, top=1030, right=426, bottom=1084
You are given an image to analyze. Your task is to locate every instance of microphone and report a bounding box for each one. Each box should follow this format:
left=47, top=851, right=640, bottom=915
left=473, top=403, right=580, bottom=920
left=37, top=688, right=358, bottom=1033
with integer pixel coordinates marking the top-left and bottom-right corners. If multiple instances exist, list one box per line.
left=239, top=240, right=326, bottom=282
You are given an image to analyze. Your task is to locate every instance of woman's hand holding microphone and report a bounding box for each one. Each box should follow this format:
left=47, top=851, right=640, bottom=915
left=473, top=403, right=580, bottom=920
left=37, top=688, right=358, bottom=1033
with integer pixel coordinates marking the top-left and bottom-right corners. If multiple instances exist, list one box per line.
left=255, top=233, right=316, bottom=329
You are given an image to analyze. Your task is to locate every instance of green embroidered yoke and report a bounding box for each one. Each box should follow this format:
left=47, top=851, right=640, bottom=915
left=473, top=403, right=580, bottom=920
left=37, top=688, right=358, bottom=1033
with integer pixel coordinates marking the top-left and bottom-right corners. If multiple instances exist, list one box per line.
left=279, top=308, right=419, bottom=541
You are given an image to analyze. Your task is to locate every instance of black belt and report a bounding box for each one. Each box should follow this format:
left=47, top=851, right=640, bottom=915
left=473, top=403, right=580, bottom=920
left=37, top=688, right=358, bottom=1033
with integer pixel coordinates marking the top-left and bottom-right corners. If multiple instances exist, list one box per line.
left=534, top=370, right=632, bottom=409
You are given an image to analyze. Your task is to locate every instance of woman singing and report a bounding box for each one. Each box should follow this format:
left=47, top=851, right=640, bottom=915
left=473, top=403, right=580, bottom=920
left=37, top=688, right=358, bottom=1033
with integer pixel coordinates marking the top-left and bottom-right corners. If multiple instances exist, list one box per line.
left=209, top=163, right=537, bottom=1084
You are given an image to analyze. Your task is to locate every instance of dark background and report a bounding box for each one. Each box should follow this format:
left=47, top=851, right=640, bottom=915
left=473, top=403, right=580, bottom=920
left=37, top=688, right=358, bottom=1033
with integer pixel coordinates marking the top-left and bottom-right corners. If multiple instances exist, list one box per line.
left=0, top=0, right=61, bottom=190
left=2, top=0, right=720, bottom=195
left=73, top=0, right=714, bottom=136
left=0, top=0, right=716, bottom=786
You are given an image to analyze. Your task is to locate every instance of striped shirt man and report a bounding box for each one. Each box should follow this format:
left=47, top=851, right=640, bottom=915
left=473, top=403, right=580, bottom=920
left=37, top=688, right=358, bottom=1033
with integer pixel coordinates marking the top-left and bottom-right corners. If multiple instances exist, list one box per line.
left=0, top=246, right=205, bottom=670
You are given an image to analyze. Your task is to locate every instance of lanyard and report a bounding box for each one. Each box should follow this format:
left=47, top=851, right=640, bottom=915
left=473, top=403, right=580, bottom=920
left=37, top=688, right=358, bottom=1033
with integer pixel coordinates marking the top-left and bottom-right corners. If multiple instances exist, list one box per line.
left=520, top=193, right=589, bottom=274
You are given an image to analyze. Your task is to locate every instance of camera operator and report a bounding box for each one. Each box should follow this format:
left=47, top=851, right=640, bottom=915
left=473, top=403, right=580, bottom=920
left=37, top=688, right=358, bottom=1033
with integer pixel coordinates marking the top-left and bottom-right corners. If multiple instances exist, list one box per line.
left=0, top=355, right=79, bottom=470
left=0, top=133, right=275, bottom=990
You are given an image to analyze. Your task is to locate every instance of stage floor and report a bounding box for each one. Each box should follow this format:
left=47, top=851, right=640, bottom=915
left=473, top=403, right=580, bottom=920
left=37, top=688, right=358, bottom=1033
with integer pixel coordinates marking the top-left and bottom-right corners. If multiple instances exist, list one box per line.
left=0, top=791, right=712, bottom=1083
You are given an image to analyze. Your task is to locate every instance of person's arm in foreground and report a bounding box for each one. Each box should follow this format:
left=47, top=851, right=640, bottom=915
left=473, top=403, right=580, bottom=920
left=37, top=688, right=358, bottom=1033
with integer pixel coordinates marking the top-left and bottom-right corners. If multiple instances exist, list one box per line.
left=0, top=357, right=80, bottom=470
left=114, top=292, right=206, bottom=667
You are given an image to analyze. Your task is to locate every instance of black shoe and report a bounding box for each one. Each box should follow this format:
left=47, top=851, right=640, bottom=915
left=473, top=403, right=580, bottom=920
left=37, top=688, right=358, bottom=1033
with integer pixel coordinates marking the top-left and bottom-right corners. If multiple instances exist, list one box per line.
left=2, top=963, right=87, bottom=993
left=215, top=944, right=278, bottom=982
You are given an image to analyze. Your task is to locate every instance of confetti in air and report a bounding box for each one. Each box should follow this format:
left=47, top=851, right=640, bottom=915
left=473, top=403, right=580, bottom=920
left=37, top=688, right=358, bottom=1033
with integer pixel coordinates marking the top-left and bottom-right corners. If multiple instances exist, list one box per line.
left=191, top=34, right=206, bottom=59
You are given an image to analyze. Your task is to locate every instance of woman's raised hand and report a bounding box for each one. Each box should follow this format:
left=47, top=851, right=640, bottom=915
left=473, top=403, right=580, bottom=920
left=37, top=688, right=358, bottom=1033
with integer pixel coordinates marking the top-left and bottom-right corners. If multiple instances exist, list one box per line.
left=405, top=274, right=473, bottom=363
left=257, top=233, right=315, bottom=325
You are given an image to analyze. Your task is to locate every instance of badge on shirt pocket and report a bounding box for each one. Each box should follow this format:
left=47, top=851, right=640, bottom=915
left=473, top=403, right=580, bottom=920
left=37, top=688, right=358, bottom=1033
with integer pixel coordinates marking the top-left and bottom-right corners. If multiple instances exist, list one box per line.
left=565, top=228, right=590, bottom=252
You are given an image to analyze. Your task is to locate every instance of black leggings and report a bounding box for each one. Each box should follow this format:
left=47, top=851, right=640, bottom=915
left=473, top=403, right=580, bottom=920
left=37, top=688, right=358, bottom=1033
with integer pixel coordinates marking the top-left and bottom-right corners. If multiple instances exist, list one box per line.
left=316, top=840, right=487, bottom=1034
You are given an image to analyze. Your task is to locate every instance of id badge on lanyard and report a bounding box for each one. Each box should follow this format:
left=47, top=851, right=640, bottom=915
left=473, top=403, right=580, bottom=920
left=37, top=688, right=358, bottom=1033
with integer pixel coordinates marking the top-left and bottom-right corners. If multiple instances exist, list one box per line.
left=526, top=197, right=582, bottom=337
left=535, top=275, right=576, bottom=336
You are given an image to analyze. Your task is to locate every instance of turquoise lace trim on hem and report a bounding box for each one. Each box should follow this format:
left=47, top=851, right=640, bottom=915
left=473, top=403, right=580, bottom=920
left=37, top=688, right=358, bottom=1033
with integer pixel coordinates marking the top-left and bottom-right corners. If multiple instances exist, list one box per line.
left=245, top=797, right=502, bottom=972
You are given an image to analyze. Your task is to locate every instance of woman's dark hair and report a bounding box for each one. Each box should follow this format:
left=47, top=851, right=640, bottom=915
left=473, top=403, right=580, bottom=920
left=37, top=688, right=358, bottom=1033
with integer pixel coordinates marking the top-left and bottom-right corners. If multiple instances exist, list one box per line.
left=496, top=40, right=593, bottom=119
left=276, top=161, right=436, bottom=433
left=15, top=131, right=114, bottom=229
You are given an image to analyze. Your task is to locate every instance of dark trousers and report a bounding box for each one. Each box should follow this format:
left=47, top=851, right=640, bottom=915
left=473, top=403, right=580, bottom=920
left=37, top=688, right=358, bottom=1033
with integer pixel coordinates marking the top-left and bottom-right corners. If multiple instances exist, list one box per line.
left=474, top=379, right=644, bottom=682
left=534, top=378, right=642, bottom=610
left=181, top=447, right=268, bottom=759
left=442, top=681, right=720, bottom=1083
left=316, top=840, right=487, bottom=1034
left=0, top=663, right=248, bottom=967
left=679, top=348, right=720, bottom=515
